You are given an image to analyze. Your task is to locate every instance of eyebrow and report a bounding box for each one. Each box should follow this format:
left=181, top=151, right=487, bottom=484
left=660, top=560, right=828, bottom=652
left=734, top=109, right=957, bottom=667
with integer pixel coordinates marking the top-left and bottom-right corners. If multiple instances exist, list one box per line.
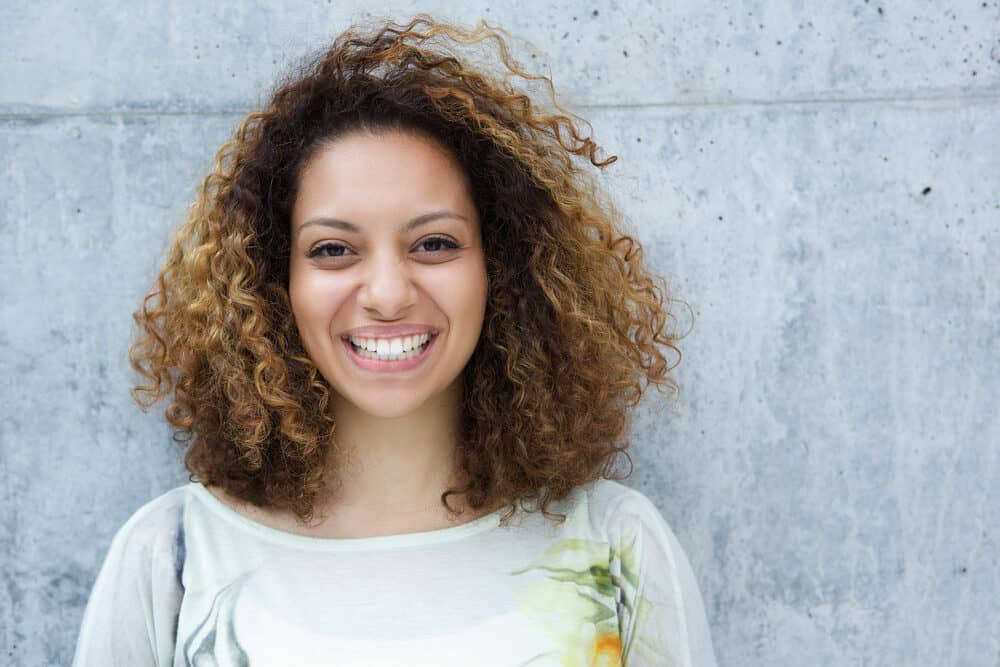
left=296, top=211, right=469, bottom=236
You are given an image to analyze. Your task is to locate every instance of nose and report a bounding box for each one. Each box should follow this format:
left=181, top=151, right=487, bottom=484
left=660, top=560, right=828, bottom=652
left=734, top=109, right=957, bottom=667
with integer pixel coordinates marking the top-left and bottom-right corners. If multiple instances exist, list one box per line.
left=357, top=250, right=417, bottom=318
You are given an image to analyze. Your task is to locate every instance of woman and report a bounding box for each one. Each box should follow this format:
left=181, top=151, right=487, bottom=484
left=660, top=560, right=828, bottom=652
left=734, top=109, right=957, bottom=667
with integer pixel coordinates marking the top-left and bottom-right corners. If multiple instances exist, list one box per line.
left=72, top=14, right=717, bottom=667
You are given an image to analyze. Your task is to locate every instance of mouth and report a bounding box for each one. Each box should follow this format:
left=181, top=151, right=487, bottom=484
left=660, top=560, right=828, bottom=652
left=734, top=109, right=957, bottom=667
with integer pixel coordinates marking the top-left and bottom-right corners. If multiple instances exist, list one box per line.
left=340, top=332, right=438, bottom=372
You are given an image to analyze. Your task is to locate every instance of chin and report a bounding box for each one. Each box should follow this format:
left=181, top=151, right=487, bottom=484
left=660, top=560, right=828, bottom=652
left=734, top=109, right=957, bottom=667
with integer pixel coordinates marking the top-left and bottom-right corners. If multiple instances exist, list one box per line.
left=332, top=388, right=431, bottom=420
left=354, top=401, right=425, bottom=420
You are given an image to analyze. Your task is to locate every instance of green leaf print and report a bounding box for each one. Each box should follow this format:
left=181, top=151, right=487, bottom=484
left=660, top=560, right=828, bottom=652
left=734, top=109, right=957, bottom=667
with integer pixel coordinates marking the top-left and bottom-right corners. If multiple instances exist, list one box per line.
left=510, top=538, right=625, bottom=667
left=615, top=527, right=640, bottom=589
left=611, top=522, right=673, bottom=664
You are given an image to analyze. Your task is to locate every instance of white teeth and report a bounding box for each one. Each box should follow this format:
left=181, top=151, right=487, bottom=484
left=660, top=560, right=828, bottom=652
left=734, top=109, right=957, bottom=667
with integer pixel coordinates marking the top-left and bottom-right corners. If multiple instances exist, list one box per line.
left=348, top=333, right=432, bottom=360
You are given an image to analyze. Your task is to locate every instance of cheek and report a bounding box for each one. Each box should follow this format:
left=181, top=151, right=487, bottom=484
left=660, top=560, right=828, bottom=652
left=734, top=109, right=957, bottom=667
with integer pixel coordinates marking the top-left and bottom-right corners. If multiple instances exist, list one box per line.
left=289, top=270, right=348, bottom=334
left=436, top=263, right=488, bottom=329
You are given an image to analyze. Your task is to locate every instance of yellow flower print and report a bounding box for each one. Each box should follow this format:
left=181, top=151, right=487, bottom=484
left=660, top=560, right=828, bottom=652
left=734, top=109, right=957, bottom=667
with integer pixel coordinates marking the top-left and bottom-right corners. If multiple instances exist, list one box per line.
left=510, top=539, right=625, bottom=667
left=592, top=630, right=623, bottom=667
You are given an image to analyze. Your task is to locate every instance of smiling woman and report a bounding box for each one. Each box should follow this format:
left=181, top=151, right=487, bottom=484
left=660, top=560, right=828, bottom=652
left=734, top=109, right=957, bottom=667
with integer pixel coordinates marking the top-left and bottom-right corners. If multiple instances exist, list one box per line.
left=71, top=13, right=717, bottom=667
left=289, top=131, right=488, bottom=431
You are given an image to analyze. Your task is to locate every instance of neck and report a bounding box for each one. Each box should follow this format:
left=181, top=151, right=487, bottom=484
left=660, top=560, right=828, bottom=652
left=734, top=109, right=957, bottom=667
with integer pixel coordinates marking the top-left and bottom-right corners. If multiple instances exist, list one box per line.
left=322, top=381, right=468, bottom=517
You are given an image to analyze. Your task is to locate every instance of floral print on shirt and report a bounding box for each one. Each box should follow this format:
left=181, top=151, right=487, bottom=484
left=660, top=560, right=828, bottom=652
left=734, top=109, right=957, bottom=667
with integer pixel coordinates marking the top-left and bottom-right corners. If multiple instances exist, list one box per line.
left=509, top=525, right=655, bottom=667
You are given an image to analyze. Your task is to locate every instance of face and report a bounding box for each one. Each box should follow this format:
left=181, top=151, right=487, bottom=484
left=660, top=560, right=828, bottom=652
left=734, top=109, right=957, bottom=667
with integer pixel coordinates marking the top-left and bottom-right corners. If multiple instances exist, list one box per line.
left=289, top=130, right=488, bottom=420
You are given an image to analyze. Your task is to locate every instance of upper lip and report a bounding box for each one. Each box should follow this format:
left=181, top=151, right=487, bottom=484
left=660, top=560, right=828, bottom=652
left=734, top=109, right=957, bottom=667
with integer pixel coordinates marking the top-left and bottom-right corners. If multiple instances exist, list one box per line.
left=341, top=325, right=439, bottom=339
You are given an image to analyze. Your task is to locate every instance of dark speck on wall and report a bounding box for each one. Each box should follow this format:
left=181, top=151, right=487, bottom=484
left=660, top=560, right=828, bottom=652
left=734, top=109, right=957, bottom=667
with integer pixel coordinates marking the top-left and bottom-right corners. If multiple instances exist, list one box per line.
left=623, top=49, right=629, bottom=57
left=878, top=7, right=884, bottom=15
left=592, top=9, right=599, bottom=17
left=922, top=186, right=932, bottom=195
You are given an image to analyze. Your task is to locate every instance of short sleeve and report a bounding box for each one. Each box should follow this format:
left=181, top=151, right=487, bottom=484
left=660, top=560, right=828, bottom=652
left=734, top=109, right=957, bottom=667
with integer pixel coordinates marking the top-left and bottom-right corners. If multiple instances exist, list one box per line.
left=72, top=490, right=186, bottom=667
left=608, top=490, right=718, bottom=667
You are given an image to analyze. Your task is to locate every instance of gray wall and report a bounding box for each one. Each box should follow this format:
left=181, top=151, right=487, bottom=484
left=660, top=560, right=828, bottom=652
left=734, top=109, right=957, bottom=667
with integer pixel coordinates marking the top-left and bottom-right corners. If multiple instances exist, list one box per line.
left=2, top=2, right=997, bottom=665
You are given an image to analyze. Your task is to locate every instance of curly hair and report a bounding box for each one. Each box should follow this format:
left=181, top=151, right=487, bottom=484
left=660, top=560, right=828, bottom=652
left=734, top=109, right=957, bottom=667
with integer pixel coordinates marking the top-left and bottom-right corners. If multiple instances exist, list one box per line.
left=129, top=13, right=686, bottom=526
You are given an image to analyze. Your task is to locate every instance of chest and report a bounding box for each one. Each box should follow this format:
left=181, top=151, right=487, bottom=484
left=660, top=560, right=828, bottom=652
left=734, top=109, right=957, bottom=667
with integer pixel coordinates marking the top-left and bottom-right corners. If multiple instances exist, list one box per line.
left=173, top=539, right=626, bottom=666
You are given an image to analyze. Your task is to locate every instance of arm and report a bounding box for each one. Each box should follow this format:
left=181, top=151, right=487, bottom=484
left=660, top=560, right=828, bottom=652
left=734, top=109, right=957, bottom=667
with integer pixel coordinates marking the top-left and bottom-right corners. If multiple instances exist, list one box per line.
left=610, top=490, right=718, bottom=667
left=71, top=492, right=185, bottom=667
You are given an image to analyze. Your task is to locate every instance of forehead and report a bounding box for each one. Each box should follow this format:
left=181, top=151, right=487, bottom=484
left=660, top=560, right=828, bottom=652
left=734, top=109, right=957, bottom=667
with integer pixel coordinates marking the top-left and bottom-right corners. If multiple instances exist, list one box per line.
left=291, top=130, right=475, bottom=231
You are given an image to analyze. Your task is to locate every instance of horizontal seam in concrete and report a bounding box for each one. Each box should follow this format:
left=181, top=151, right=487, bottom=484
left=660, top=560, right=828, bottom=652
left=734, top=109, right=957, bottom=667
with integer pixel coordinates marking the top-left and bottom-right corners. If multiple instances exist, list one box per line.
left=0, top=109, right=250, bottom=120
left=1, top=91, right=999, bottom=120
left=576, top=92, right=1000, bottom=110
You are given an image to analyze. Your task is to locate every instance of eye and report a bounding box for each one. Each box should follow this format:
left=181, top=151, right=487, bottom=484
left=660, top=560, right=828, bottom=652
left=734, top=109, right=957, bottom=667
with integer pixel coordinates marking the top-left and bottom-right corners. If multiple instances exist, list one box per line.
left=307, top=242, right=353, bottom=259
left=416, top=236, right=460, bottom=253
left=306, top=237, right=459, bottom=261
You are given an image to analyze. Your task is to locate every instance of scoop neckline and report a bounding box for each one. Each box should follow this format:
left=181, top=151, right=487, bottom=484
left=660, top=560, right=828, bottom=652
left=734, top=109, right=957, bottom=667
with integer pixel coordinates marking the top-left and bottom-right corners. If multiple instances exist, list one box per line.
left=188, top=482, right=509, bottom=552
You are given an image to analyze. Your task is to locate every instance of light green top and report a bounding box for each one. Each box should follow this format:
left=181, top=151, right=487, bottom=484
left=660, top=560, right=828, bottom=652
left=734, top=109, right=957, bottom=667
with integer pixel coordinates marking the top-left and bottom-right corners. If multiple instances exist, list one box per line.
left=72, top=478, right=717, bottom=666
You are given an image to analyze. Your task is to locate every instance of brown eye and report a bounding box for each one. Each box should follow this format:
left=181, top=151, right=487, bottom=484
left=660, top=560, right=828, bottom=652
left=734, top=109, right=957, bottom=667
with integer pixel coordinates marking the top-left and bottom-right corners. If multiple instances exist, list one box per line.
left=308, top=243, right=353, bottom=259
left=417, top=236, right=459, bottom=253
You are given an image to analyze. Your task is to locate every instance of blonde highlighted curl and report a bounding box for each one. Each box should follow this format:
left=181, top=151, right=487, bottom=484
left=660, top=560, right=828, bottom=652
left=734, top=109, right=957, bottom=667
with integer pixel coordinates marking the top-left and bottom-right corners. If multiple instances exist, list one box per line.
left=129, top=14, right=688, bottom=525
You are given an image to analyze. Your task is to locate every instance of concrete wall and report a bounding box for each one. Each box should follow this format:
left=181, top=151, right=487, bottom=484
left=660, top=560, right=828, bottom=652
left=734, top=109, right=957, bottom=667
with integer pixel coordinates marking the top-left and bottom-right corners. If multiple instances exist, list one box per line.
left=2, top=2, right=997, bottom=665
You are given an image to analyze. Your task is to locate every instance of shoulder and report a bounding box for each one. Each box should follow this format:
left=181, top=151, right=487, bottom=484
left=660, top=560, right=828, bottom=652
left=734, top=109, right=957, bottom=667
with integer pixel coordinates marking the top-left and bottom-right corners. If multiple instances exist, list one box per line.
left=114, top=484, right=187, bottom=538
left=103, top=484, right=189, bottom=568
left=569, top=477, right=674, bottom=539
left=74, top=485, right=190, bottom=666
left=579, top=477, right=656, bottom=511
left=575, top=479, right=696, bottom=579
left=554, top=477, right=693, bottom=572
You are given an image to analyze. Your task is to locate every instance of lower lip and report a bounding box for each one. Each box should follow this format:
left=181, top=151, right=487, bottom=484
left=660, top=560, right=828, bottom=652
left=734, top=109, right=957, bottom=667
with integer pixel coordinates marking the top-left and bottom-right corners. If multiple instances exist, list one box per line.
left=342, top=334, right=437, bottom=373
